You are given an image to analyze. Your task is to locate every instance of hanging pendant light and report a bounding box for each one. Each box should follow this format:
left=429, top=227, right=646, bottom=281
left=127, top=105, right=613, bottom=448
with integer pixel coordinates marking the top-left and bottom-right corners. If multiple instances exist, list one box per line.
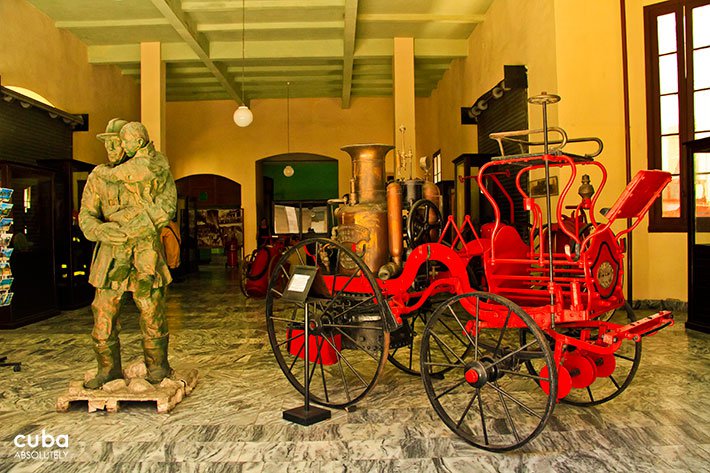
left=233, top=105, right=253, bottom=127
left=233, top=0, right=253, bottom=127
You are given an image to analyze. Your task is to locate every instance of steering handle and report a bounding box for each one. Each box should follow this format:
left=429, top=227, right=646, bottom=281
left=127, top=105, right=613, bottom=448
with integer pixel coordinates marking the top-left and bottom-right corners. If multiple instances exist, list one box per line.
left=528, top=93, right=561, bottom=105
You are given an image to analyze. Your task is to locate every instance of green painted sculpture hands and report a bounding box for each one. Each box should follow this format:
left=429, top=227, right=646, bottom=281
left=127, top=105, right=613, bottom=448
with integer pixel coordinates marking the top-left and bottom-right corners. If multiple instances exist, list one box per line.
left=95, top=222, right=128, bottom=245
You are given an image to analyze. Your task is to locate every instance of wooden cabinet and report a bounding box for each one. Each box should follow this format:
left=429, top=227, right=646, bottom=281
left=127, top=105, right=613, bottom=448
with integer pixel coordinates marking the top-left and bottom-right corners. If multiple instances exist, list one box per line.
left=452, top=154, right=494, bottom=226
left=0, top=163, right=59, bottom=327
left=40, top=159, right=96, bottom=310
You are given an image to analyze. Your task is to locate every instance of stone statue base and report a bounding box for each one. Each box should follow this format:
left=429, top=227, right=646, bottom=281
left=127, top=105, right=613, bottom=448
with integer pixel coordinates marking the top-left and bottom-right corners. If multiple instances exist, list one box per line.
left=56, top=362, right=198, bottom=414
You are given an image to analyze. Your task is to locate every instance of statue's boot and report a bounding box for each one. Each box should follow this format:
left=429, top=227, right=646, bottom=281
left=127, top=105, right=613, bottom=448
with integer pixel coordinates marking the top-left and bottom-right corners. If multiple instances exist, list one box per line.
left=143, top=335, right=173, bottom=384
left=84, top=340, right=123, bottom=389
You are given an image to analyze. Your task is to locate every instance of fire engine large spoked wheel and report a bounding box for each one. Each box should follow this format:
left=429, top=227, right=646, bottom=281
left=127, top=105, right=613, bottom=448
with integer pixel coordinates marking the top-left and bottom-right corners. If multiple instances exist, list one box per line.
left=420, top=292, right=557, bottom=452
left=556, top=302, right=642, bottom=407
left=265, top=238, right=390, bottom=409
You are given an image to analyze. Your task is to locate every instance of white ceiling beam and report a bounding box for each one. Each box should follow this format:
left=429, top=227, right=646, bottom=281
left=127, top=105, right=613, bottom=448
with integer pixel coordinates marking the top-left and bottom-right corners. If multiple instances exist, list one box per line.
left=210, top=40, right=343, bottom=60
left=126, top=64, right=344, bottom=78
left=227, top=65, right=342, bottom=73
left=198, top=21, right=343, bottom=32
left=91, top=44, right=201, bottom=65
left=358, top=14, right=485, bottom=25
left=166, top=85, right=227, bottom=92
left=181, top=0, right=344, bottom=12
left=355, top=39, right=468, bottom=58
left=149, top=0, right=244, bottom=103
left=89, top=44, right=143, bottom=64
left=341, top=0, right=358, bottom=109
left=92, top=38, right=464, bottom=64
left=164, top=77, right=221, bottom=84
left=56, top=18, right=170, bottom=28
left=167, top=92, right=229, bottom=101
left=246, top=82, right=339, bottom=89
left=239, top=75, right=342, bottom=83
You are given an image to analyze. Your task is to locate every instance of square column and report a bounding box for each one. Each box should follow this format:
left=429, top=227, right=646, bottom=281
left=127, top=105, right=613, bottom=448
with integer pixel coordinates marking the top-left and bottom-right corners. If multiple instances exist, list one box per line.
left=140, top=42, right=166, bottom=153
left=393, top=37, right=416, bottom=177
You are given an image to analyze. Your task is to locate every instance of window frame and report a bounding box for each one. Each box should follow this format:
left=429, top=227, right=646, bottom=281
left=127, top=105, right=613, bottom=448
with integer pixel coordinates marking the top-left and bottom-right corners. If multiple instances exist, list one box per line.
left=433, top=149, right=442, bottom=183
left=645, top=0, right=709, bottom=232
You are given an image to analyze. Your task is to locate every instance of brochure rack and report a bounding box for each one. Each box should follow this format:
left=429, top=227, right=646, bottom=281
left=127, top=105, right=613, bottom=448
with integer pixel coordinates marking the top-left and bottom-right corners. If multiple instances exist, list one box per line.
left=0, top=187, right=20, bottom=371
left=0, top=188, right=13, bottom=308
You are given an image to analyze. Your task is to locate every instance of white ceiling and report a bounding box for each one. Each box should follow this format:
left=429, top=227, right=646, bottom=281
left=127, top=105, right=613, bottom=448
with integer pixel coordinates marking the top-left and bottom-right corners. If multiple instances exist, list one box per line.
left=26, top=0, right=494, bottom=105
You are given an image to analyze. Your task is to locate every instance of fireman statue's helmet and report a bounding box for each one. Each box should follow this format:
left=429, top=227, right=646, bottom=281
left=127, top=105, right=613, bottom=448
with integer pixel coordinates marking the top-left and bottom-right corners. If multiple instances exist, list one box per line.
left=96, top=118, right=129, bottom=142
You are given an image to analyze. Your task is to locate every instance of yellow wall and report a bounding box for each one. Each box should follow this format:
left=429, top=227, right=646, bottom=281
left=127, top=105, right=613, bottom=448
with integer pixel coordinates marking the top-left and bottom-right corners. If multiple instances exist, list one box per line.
left=0, top=0, right=140, bottom=165
left=167, top=97, right=394, bottom=251
left=3, top=0, right=684, bottom=300
left=426, top=0, right=685, bottom=301
left=415, top=96, right=440, bottom=178
left=431, top=0, right=559, bottom=177
left=553, top=0, right=686, bottom=301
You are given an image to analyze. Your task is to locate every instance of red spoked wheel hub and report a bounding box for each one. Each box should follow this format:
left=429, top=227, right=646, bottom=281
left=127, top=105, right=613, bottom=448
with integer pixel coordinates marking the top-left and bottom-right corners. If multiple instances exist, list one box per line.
left=562, top=353, right=597, bottom=389
left=463, top=357, right=501, bottom=389
left=582, top=352, right=616, bottom=378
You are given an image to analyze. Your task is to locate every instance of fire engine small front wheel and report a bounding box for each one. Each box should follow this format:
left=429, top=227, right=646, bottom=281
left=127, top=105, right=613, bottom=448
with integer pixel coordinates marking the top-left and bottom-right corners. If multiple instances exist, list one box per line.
left=420, top=292, right=556, bottom=452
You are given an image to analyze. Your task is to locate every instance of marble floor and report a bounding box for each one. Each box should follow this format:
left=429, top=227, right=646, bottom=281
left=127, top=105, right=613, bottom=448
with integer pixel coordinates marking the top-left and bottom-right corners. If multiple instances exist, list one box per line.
left=0, top=263, right=708, bottom=472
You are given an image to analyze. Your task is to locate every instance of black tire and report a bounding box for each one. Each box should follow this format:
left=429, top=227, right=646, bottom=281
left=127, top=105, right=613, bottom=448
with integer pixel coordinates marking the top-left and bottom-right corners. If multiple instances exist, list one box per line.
left=265, top=238, right=390, bottom=409
left=420, top=292, right=556, bottom=452
left=387, top=310, right=429, bottom=376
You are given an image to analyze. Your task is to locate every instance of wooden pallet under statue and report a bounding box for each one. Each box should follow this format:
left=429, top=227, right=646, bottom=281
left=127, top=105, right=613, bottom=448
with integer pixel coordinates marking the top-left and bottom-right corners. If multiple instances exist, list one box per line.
left=56, top=362, right=198, bottom=414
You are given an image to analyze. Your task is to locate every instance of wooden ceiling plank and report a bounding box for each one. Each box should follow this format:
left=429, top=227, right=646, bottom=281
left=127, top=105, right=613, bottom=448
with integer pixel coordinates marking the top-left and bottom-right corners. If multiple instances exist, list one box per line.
left=341, top=0, right=358, bottom=108
left=210, top=39, right=342, bottom=60
left=88, top=44, right=142, bottom=64
left=358, top=14, right=485, bottom=25
left=181, top=0, right=344, bottom=12
left=355, top=39, right=467, bottom=58
left=198, top=21, right=343, bottom=32
left=227, top=65, right=342, bottom=73
left=239, top=76, right=342, bottom=83
left=56, top=18, right=170, bottom=28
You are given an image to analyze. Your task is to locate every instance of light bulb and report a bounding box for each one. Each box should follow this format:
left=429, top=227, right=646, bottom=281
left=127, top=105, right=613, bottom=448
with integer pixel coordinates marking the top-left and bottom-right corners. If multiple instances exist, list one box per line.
left=233, top=105, right=253, bottom=127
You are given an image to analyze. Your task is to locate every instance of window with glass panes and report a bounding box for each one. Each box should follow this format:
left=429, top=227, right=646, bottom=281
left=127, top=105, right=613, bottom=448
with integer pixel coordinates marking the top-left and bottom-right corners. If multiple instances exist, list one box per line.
left=644, top=0, right=710, bottom=231
left=433, top=150, right=442, bottom=183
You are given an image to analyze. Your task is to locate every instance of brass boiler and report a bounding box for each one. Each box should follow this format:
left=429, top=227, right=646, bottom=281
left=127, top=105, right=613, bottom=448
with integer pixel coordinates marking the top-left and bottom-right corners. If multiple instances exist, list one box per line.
left=401, top=178, right=441, bottom=209
left=378, top=178, right=442, bottom=280
left=336, top=144, right=394, bottom=274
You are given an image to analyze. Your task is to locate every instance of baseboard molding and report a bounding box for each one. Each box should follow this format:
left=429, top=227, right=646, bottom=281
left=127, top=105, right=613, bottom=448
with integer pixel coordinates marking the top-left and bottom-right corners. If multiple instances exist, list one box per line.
left=631, top=299, right=687, bottom=312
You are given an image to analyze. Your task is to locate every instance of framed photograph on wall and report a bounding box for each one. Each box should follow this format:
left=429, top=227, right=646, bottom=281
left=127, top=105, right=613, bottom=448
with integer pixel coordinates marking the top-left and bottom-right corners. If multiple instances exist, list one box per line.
left=529, top=176, right=559, bottom=198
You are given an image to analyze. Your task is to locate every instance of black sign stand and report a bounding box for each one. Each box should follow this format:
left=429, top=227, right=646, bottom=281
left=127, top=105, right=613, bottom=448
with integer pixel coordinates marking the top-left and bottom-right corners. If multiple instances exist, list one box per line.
left=282, top=266, right=331, bottom=426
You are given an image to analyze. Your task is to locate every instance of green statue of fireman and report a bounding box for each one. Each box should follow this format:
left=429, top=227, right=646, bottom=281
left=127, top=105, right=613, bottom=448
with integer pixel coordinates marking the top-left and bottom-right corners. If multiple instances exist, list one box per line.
left=79, top=118, right=177, bottom=389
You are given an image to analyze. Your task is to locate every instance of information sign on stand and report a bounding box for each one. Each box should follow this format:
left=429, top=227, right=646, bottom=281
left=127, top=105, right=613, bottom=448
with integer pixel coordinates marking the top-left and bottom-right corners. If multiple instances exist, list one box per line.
left=280, top=265, right=317, bottom=304
left=281, top=265, right=331, bottom=426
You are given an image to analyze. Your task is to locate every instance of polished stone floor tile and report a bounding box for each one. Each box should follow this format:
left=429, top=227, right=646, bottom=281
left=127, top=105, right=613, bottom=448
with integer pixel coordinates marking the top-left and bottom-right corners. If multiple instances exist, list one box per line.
left=0, top=264, right=707, bottom=472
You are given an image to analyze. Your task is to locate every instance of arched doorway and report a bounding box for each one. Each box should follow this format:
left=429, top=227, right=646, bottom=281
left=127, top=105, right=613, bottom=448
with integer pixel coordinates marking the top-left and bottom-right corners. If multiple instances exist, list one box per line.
left=175, top=174, right=242, bottom=267
left=256, top=153, right=338, bottom=240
